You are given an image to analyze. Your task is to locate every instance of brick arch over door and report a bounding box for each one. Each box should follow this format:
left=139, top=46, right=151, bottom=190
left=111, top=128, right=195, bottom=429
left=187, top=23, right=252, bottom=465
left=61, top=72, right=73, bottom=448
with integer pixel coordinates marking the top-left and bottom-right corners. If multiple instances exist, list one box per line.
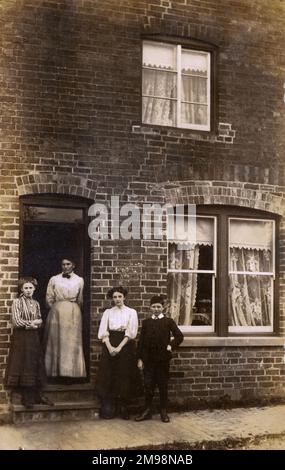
left=16, top=173, right=97, bottom=200
left=163, top=181, right=285, bottom=217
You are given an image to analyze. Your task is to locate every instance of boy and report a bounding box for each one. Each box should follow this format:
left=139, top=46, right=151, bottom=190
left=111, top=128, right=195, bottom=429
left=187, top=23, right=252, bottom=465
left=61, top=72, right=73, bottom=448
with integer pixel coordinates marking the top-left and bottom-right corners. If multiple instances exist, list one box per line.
left=135, top=295, right=184, bottom=423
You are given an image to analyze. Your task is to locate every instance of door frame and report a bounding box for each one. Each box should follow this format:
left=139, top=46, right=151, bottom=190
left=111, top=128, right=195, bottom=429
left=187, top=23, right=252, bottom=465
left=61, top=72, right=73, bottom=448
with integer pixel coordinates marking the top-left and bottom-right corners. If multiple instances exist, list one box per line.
left=19, top=194, right=92, bottom=382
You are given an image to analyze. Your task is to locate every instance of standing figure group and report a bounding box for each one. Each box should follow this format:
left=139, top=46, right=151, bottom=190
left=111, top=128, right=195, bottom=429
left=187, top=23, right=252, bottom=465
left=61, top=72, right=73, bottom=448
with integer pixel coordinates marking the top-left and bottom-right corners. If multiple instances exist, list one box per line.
left=5, top=257, right=86, bottom=408
left=6, top=265, right=184, bottom=422
left=96, top=290, right=184, bottom=422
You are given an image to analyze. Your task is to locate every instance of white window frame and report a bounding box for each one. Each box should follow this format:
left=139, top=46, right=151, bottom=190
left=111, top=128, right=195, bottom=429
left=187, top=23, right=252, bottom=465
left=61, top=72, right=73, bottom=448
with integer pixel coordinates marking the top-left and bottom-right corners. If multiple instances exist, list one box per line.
left=167, top=215, right=216, bottom=332
left=228, top=217, right=275, bottom=334
left=142, top=41, right=211, bottom=131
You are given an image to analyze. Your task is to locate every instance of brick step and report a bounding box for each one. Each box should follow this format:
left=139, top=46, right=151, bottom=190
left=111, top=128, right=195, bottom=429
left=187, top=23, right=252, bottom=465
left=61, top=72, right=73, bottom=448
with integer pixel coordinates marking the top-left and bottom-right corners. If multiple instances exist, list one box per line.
left=11, top=384, right=95, bottom=405
left=44, top=390, right=95, bottom=403
left=12, top=401, right=99, bottom=424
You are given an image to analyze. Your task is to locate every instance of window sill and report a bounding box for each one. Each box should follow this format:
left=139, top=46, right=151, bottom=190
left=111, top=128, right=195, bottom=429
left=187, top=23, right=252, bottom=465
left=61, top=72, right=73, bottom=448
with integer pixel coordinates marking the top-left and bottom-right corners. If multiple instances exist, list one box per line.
left=132, top=123, right=216, bottom=140
left=181, top=336, right=285, bottom=348
left=131, top=122, right=236, bottom=144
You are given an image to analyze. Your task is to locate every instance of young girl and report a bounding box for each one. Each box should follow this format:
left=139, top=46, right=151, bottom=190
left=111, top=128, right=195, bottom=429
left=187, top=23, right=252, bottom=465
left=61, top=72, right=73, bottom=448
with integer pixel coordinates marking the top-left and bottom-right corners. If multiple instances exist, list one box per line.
left=5, top=277, right=52, bottom=408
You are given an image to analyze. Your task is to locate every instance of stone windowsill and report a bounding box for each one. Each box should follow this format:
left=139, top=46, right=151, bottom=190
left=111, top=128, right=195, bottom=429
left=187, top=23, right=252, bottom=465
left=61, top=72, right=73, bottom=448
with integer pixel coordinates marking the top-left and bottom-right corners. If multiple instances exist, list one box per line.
left=181, top=336, right=285, bottom=347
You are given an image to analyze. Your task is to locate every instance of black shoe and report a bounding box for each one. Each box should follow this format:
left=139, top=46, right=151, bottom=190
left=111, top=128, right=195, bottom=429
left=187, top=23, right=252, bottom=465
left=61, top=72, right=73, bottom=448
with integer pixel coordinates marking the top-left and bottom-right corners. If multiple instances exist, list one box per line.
left=135, top=408, right=152, bottom=422
left=100, top=400, right=115, bottom=419
left=120, top=406, right=130, bottom=420
left=101, top=414, right=114, bottom=419
left=22, top=397, right=34, bottom=409
left=22, top=399, right=34, bottom=409
left=38, top=396, right=54, bottom=406
left=99, top=409, right=114, bottom=419
left=160, top=409, right=170, bottom=423
left=24, top=403, right=34, bottom=410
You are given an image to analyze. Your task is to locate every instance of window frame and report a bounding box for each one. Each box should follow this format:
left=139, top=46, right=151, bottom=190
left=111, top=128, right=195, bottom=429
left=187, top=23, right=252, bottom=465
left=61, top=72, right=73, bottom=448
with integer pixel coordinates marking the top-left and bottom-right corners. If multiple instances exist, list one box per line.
left=167, top=214, right=217, bottom=333
left=141, top=36, right=218, bottom=133
left=167, top=205, right=279, bottom=336
left=228, top=217, right=275, bottom=334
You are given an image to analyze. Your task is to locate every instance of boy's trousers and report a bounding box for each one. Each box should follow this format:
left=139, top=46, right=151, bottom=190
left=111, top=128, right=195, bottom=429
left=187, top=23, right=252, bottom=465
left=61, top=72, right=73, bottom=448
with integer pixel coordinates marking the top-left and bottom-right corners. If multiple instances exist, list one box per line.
left=143, top=361, right=170, bottom=409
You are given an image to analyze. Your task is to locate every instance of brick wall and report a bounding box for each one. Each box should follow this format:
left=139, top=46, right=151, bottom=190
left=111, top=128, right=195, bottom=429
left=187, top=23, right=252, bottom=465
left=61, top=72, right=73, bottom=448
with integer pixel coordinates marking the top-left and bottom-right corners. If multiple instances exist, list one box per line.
left=1, top=0, right=285, bottom=412
left=169, top=346, right=285, bottom=405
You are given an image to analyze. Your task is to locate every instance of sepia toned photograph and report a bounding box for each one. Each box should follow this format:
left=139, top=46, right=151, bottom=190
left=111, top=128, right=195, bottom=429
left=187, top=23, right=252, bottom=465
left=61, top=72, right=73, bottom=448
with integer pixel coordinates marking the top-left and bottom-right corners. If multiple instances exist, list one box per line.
left=0, top=0, right=285, bottom=457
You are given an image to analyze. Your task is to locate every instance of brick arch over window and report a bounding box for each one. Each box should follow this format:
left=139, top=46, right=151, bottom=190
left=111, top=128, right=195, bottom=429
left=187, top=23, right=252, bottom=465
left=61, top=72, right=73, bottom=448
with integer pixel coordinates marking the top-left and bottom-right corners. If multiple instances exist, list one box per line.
left=16, top=173, right=97, bottom=200
left=143, top=19, right=224, bottom=46
left=163, top=181, right=285, bottom=216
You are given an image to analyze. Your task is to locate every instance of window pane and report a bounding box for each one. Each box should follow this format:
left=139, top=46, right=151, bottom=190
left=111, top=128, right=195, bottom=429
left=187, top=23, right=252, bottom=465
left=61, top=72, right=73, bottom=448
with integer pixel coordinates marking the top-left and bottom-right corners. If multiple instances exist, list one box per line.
left=181, top=50, right=208, bottom=76
left=168, top=216, right=214, bottom=268
left=229, top=274, right=273, bottom=327
left=230, top=247, right=273, bottom=273
left=143, top=42, right=176, bottom=70
left=168, top=272, right=213, bottom=326
left=182, top=75, right=207, bottom=104
left=142, top=69, right=177, bottom=99
left=229, top=219, right=273, bottom=252
left=168, top=243, right=213, bottom=271
left=168, top=215, right=214, bottom=245
left=198, top=244, right=214, bottom=270
left=24, top=206, right=83, bottom=223
left=229, top=219, right=274, bottom=273
left=181, top=103, right=207, bottom=126
left=142, top=97, right=176, bottom=126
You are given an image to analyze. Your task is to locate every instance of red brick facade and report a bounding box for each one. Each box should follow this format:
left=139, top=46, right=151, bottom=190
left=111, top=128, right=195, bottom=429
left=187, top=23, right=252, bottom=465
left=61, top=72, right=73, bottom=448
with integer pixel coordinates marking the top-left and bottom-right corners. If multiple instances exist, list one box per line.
left=1, top=0, right=285, bottom=417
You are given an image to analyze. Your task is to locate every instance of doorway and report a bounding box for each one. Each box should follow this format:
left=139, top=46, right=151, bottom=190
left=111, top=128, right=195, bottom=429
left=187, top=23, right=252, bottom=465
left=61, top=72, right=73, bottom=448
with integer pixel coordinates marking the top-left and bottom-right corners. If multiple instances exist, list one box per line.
left=19, top=195, right=91, bottom=383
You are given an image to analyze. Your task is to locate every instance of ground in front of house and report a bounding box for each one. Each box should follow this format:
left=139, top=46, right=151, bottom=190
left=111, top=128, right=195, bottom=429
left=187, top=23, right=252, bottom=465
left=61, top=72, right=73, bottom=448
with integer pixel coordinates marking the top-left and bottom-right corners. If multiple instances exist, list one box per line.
left=1, top=404, right=285, bottom=450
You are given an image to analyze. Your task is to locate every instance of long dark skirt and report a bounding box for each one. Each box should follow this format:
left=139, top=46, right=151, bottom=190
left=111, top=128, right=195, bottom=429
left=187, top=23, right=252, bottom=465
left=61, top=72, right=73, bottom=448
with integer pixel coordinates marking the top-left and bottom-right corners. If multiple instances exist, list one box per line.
left=5, top=329, right=45, bottom=388
left=95, top=331, right=141, bottom=401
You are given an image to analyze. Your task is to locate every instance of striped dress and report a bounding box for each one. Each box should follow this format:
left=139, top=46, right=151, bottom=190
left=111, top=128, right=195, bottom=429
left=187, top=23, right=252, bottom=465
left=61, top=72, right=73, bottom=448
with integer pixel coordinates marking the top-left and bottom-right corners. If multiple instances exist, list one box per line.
left=5, top=295, right=45, bottom=388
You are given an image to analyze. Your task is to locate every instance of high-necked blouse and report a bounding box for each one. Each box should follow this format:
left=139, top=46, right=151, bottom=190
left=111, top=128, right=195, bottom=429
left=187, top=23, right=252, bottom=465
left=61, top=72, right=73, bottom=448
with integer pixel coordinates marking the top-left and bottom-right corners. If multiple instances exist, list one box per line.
left=12, top=294, right=41, bottom=328
left=46, top=272, right=84, bottom=308
left=98, top=305, right=138, bottom=341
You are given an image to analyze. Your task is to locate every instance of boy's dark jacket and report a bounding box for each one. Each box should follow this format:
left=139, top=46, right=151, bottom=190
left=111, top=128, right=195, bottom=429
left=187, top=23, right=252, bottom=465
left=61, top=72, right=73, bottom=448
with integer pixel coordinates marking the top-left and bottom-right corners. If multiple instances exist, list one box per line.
left=137, top=316, right=184, bottom=364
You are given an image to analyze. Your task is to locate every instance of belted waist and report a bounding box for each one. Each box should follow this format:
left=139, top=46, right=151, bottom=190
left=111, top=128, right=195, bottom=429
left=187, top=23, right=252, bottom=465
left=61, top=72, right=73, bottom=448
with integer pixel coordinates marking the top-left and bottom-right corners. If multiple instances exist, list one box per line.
left=109, top=329, right=126, bottom=333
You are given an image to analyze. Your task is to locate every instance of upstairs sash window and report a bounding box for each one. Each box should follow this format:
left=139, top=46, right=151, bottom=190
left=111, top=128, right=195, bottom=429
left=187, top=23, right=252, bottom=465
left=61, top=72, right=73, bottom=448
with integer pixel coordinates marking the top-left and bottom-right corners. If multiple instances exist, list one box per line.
left=142, top=41, right=211, bottom=131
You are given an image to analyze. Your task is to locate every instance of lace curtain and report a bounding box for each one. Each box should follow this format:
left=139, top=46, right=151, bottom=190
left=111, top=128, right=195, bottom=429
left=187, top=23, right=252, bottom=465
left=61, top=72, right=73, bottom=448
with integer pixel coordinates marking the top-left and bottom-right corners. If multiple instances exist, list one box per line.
left=181, top=73, right=207, bottom=125
left=168, top=244, right=200, bottom=325
left=142, top=69, right=176, bottom=126
left=142, top=70, right=207, bottom=126
left=229, top=248, right=272, bottom=326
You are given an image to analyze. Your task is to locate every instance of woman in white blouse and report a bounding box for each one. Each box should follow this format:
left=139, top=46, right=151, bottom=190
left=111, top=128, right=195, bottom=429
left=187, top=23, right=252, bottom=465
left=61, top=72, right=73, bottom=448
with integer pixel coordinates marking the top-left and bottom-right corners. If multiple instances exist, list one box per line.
left=44, top=258, right=86, bottom=378
left=95, top=286, right=139, bottom=419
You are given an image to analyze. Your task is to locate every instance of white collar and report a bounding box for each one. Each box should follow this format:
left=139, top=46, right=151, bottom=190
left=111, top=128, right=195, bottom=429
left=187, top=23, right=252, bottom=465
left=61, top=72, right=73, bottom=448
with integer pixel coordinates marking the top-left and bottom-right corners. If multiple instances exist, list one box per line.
left=151, top=313, right=164, bottom=320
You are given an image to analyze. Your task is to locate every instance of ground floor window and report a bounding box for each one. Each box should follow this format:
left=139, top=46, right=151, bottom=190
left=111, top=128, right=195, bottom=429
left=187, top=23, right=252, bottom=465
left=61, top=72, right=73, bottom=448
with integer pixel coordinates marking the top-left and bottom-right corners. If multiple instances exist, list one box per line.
left=167, top=206, right=277, bottom=335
